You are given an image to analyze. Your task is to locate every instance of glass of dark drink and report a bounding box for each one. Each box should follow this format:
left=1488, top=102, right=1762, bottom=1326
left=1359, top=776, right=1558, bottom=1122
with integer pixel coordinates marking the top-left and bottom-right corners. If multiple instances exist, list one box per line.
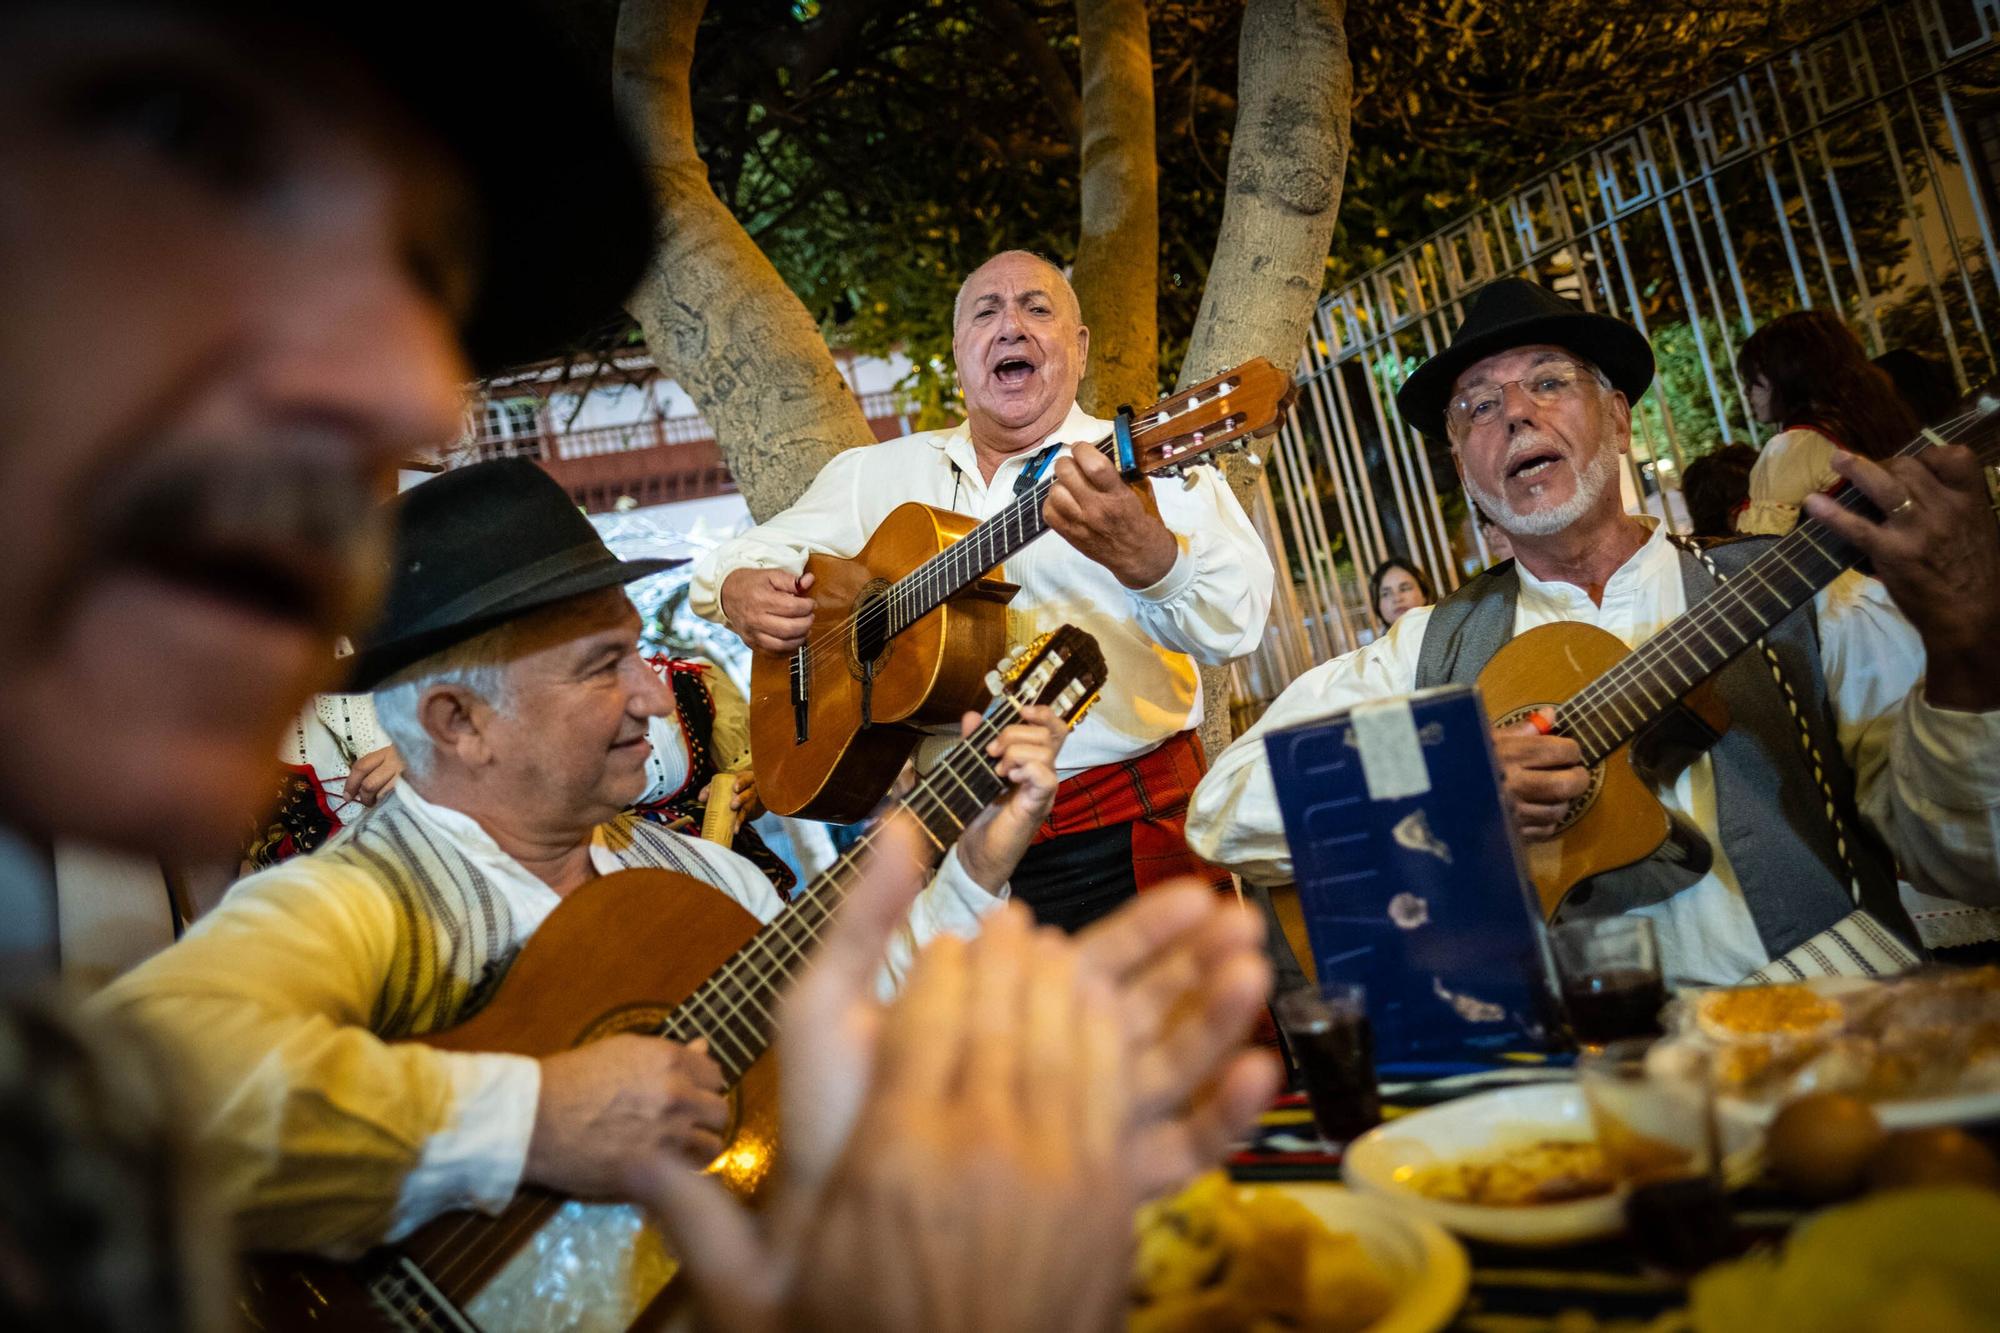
left=1550, top=916, right=1666, bottom=1047
left=1274, top=981, right=1382, bottom=1145
left=1579, top=1038, right=1739, bottom=1275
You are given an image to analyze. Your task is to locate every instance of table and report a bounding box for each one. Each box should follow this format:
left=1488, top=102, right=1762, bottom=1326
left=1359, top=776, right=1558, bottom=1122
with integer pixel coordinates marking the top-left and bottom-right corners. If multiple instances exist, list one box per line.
left=1226, top=1065, right=1809, bottom=1332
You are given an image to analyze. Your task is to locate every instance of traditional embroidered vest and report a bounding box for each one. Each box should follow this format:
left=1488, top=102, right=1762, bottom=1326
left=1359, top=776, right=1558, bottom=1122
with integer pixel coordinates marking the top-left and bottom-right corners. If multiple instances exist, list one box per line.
left=1413, top=539, right=1916, bottom=958
left=318, top=796, right=726, bottom=1039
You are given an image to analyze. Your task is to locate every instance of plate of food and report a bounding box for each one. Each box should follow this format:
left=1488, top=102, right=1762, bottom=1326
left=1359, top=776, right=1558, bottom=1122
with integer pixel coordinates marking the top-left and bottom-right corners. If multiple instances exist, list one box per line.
left=1679, top=969, right=2000, bottom=1130
left=1130, top=1172, right=1467, bottom=1333
left=1341, top=1081, right=1762, bottom=1247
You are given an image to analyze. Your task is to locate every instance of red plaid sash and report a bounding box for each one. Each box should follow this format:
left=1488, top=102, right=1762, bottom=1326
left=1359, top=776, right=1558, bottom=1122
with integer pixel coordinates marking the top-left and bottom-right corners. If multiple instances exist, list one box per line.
left=1033, top=730, right=1232, bottom=895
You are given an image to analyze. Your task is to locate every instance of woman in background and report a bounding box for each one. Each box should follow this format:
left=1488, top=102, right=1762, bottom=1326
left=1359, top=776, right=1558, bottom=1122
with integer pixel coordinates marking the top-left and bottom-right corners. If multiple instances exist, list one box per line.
left=1736, top=311, right=1917, bottom=535
left=1368, top=556, right=1434, bottom=631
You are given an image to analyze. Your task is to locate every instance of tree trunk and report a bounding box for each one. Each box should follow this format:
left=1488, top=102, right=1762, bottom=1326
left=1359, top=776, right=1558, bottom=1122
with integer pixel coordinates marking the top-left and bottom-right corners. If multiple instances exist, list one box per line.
left=1071, top=0, right=1160, bottom=418
left=1180, top=0, right=1350, bottom=756
left=613, top=0, right=873, bottom=522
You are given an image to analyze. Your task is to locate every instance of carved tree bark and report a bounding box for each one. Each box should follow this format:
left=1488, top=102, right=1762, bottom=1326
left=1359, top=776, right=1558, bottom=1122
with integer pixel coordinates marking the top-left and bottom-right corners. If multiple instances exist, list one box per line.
left=613, top=0, right=873, bottom=522
left=1179, top=0, right=1350, bottom=754
left=1071, top=0, right=1160, bottom=417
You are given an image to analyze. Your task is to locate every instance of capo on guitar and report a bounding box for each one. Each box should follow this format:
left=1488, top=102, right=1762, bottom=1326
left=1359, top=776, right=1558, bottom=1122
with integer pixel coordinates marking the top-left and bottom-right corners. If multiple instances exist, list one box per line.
left=1113, top=405, right=1138, bottom=474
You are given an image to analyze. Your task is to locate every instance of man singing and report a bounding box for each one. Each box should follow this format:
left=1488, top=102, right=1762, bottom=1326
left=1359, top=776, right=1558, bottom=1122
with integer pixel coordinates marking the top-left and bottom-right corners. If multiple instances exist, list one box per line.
left=694, top=251, right=1274, bottom=930
left=1188, top=278, right=2000, bottom=987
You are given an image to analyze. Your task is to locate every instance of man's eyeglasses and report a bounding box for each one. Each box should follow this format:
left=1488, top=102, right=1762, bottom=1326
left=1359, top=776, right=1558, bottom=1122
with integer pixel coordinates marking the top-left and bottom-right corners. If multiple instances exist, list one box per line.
left=1446, top=362, right=1598, bottom=439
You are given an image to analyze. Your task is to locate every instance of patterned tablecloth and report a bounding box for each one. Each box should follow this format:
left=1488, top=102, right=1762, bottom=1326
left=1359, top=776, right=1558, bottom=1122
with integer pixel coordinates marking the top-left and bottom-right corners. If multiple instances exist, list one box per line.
left=1226, top=1062, right=1808, bottom=1332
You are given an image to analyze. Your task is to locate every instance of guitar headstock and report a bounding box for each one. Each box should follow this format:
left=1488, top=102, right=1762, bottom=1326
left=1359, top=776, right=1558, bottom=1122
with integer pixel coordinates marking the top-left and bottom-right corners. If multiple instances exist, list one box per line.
left=983, top=625, right=1107, bottom=730
left=1125, top=358, right=1294, bottom=479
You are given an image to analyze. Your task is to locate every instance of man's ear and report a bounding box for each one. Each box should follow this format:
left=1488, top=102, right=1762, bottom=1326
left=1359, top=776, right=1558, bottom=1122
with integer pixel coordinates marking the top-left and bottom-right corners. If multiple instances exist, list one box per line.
left=416, top=684, right=493, bottom=769
left=1606, top=390, right=1633, bottom=456
left=1075, top=322, right=1090, bottom=369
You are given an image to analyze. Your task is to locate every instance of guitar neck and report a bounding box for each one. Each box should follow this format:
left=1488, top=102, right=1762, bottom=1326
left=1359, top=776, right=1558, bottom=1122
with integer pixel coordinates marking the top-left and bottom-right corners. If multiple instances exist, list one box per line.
left=663, top=696, right=1022, bottom=1082
left=885, top=436, right=1114, bottom=636
left=1555, top=419, right=1981, bottom=764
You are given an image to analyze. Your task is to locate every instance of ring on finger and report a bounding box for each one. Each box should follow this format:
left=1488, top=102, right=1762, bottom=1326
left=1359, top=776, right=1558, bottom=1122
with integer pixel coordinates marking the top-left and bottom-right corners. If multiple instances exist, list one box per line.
left=1889, top=496, right=1917, bottom=519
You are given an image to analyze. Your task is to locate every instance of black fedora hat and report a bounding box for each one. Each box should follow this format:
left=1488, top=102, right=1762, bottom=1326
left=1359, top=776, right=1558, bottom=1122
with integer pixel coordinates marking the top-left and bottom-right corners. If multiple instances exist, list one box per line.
left=346, top=459, right=685, bottom=690
left=1395, top=279, right=1654, bottom=441
left=179, top=0, right=656, bottom=374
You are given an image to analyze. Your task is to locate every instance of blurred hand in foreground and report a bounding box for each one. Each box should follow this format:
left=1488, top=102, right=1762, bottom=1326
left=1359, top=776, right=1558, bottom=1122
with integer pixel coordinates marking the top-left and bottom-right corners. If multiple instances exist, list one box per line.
left=628, top=816, right=1279, bottom=1333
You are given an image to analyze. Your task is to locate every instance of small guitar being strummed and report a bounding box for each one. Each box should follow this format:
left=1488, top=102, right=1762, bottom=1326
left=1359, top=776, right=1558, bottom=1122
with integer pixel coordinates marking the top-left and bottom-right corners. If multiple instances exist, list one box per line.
left=749, top=358, right=1292, bottom=822
left=1481, top=389, right=1999, bottom=919
left=248, top=626, right=1107, bottom=1333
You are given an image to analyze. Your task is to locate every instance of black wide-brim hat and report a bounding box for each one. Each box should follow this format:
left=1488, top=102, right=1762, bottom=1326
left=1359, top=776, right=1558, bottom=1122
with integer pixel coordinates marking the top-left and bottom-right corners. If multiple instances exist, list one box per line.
left=188, top=0, right=656, bottom=374
left=346, top=459, right=685, bottom=690
left=1395, top=279, right=1655, bottom=441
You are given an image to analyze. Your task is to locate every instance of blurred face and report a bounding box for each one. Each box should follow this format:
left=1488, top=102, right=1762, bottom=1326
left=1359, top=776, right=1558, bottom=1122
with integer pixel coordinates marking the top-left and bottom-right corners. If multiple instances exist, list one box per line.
left=1746, top=374, right=1775, bottom=425
left=1449, top=345, right=1629, bottom=539
left=478, top=594, right=676, bottom=832
left=952, top=253, right=1089, bottom=453
left=0, top=6, right=477, bottom=860
left=1376, top=568, right=1426, bottom=626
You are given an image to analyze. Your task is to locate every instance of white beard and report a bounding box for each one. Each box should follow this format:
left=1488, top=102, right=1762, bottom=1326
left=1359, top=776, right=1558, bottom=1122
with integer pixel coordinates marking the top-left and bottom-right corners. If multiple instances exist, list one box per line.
left=1464, top=432, right=1621, bottom=538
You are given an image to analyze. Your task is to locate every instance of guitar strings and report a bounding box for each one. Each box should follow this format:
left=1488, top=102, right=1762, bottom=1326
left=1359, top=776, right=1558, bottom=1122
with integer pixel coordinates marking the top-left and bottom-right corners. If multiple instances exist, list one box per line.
left=414, top=696, right=1029, bottom=1292
left=1550, top=403, right=1993, bottom=760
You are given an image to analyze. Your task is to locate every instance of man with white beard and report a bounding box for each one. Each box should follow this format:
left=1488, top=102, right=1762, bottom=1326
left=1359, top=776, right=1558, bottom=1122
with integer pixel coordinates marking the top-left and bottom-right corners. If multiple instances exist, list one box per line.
left=1186, top=279, right=2000, bottom=987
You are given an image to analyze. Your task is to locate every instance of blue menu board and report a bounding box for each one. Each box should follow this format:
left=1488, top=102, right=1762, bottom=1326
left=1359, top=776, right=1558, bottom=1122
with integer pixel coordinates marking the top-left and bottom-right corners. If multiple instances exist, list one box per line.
left=1262, top=684, right=1558, bottom=1061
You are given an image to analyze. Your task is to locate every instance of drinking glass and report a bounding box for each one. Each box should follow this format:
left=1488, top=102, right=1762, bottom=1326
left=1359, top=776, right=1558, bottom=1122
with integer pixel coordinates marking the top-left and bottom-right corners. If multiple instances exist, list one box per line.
left=1549, top=916, right=1666, bottom=1046
left=1578, top=1038, right=1738, bottom=1274
left=1273, top=980, right=1382, bottom=1144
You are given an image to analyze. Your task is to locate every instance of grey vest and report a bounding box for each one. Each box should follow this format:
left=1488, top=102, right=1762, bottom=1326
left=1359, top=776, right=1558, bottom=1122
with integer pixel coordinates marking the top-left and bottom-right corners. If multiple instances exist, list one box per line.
left=319, top=797, right=723, bottom=1039
left=1414, top=540, right=1915, bottom=957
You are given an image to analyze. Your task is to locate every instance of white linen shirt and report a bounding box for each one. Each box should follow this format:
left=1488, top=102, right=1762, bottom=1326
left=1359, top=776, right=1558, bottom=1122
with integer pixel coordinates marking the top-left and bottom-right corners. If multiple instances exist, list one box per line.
left=689, top=404, right=1275, bottom=776
left=91, top=781, right=1004, bottom=1255
left=1185, top=520, right=2000, bottom=987
left=1739, top=426, right=1839, bottom=536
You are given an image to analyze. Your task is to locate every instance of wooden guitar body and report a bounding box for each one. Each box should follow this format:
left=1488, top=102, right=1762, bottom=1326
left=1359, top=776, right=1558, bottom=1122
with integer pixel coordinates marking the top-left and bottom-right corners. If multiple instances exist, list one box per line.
left=1478, top=621, right=1675, bottom=921
left=246, top=870, right=772, bottom=1332
left=750, top=501, right=1016, bottom=821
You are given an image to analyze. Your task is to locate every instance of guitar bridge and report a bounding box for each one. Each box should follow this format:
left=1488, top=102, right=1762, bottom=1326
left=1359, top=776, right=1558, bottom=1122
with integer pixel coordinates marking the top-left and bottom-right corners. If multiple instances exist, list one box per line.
left=790, top=645, right=809, bottom=744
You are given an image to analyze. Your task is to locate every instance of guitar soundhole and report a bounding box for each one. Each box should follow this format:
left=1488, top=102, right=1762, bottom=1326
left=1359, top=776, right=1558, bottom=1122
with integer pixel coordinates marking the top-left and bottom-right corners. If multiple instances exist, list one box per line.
left=1493, top=704, right=1605, bottom=833
left=848, top=579, right=894, bottom=678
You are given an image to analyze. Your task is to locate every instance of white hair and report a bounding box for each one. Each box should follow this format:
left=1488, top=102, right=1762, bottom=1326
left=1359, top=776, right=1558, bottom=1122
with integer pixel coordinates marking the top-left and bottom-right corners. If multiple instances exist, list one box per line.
left=951, top=249, right=1079, bottom=330
left=372, top=619, right=524, bottom=783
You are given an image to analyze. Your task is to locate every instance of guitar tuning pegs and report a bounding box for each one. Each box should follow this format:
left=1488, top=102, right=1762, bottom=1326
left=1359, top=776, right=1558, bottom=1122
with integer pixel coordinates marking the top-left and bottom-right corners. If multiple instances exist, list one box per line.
left=985, top=670, right=1004, bottom=693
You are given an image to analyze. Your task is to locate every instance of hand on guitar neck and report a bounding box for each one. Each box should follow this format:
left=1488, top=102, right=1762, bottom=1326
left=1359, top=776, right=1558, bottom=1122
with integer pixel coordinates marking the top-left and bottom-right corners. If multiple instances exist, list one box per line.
left=1804, top=443, right=2000, bottom=712
left=1044, top=441, right=1180, bottom=589
left=952, top=704, right=1066, bottom=892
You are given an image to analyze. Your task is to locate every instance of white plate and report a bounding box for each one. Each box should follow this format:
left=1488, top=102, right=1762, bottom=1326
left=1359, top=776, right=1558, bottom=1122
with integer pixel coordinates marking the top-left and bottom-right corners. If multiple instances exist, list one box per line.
left=1342, top=1082, right=1761, bottom=1248
left=1269, top=1183, right=1469, bottom=1333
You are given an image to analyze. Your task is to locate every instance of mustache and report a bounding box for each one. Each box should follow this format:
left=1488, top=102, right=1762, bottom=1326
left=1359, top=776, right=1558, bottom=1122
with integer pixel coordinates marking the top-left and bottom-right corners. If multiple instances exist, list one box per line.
left=83, top=433, right=392, bottom=633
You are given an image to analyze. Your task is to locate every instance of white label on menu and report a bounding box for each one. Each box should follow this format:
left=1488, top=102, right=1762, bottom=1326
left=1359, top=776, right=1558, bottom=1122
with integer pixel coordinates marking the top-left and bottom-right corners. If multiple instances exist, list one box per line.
left=1349, top=699, right=1430, bottom=801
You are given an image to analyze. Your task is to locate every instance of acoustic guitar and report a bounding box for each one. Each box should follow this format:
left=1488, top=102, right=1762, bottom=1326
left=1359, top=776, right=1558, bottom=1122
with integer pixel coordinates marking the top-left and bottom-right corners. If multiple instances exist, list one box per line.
left=749, top=358, right=1292, bottom=821
left=246, top=626, right=1108, bottom=1332
left=1480, top=391, right=1999, bottom=919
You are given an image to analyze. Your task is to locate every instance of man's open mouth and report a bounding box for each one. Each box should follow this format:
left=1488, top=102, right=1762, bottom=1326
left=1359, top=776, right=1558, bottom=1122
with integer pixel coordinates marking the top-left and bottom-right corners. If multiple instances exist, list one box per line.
left=993, top=356, right=1037, bottom=387
left=1507, top=448, right=1563, bottom=481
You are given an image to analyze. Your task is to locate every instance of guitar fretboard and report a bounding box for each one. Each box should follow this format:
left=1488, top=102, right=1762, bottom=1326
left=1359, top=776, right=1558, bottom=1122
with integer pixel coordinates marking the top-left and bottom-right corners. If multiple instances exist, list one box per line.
left=1554, top=402, right=1996, bottom=764
left=656, top=695, right=1024, bottom=1083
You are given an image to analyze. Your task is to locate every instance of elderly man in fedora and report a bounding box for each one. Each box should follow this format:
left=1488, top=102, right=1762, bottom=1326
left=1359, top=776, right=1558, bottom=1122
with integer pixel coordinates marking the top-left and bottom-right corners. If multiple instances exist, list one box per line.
left=92, top=458, right=1070, bottom=1255
left=1187, top=278, right=2000, bottom=988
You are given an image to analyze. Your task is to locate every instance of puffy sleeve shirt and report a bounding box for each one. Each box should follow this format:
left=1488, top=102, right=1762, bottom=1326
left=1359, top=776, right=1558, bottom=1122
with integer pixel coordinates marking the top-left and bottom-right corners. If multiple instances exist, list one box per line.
left=89, top=782, right=1003, bottom=1255
left=688, top=404, right=1274, bottom=776
left=1184, top=521, right=2000, bottom=987
left=1738, top=426, right=1840, bottom=536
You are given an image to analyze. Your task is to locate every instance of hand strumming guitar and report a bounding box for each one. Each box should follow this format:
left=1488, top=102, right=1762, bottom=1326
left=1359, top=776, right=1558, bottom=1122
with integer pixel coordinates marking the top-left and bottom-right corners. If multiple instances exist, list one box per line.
left=1493, top=710, right=1591, bottom=842
left=1043, top=442, right=1180, bottom=590
left=720, top=567, right=817, bottom=653
left=524, top=1034, right=730, bottom=1198
left=1805, top=444, right=2000, bottom=713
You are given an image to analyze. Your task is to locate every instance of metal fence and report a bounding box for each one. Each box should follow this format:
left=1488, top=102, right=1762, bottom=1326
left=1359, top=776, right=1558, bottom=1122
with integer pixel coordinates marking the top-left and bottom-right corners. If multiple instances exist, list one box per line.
left=1232, top=0, right=2000, bottom=710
